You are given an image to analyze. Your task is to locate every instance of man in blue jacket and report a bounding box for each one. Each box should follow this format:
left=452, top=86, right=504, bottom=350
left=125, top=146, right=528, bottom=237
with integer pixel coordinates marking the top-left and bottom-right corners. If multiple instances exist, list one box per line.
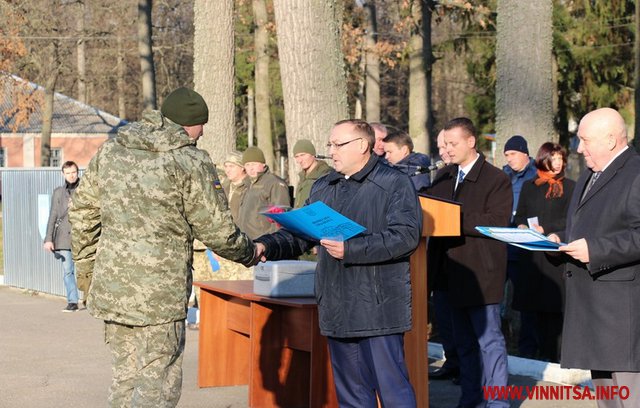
left=382, top=129, right=431, bottom=192
left=255, top=119, right=422, bottom=407
left=501, top=135, right=538, bottom=358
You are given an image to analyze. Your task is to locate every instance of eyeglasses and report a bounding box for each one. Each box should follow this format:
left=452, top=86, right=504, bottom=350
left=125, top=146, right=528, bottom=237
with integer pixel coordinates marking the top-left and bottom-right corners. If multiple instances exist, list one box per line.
left=326, top=137, right=363, bottom=150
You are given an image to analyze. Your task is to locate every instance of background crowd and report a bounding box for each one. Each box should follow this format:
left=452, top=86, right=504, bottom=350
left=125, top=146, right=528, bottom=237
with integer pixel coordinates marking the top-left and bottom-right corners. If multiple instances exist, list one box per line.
left=42, top=87, right=640, bottom=408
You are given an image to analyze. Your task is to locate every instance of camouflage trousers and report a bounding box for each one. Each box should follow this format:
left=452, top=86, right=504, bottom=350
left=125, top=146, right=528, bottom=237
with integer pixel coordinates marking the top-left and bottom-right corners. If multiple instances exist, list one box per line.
left=104, top=320, right=186, bottom=408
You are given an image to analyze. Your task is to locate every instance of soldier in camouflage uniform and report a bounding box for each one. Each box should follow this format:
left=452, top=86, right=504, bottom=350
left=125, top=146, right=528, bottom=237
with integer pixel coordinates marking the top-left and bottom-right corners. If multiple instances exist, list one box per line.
left=221, top=151, right=250, bottom=220
left=69, top=87, right=256, bottom=408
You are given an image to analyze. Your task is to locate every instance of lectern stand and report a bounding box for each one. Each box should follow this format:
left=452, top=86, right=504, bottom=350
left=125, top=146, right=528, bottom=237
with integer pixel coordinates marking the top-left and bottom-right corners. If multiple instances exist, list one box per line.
left=404, top=195, right=461, bottom=408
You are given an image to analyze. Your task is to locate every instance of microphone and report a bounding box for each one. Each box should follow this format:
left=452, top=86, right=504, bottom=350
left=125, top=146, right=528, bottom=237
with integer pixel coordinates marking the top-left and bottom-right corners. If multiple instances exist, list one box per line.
left=315, top=155, right=332, bottom=160
left=394, top=160, right=446, bottom=175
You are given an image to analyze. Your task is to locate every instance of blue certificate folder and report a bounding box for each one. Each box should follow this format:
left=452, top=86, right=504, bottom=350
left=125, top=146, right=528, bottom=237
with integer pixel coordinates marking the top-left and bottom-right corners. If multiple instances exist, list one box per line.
left=261, top=201, right=366, bottom=242
left=475, top=226, right=566, bottom=251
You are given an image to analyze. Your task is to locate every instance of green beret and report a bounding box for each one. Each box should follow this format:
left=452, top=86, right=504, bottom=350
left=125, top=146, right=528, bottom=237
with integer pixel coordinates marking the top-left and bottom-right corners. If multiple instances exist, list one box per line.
left=161, top=87, right=209, bottom=126
left=293, top=139, right=316, bottom=156
left=242, top=146, right=266, bottom=164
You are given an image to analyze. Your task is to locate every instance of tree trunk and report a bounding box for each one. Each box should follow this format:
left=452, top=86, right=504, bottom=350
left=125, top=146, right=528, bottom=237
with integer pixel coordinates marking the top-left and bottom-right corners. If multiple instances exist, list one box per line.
left=496, top=0, right=554, bottom=164
left=253, top=0, right=275, bottom=169
left=408, top=0, right=432, bottom=154
left=363, top=1, right=380, bottom=122
left=137, top=0, right=157, bottom=112
left=41, top=45, right=60, bottom=167
left=354, top=50, right=365, bottom=119
left=634, top=0, right=640, bottom=150
left=76, top=0, right=86, bottom=104
left=193, top=0, right=236, bottom=164
left=273, top=0, right=349, bottom=185
left=248, top=86, right=255, bottom=147
left=117, top=32, right=126, bottom=119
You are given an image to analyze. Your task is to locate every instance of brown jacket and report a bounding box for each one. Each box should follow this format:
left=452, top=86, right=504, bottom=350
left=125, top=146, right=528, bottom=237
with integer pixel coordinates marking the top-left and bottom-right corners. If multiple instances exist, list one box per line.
left=427, top=154, right=512, bottom=307
left=237, top=167, right=290, bottom=240
left=222, top=176, right=250, bottom=221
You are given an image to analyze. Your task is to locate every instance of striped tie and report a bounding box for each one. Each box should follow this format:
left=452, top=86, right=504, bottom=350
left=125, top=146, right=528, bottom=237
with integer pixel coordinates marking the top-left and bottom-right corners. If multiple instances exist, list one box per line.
left=456, top=170, right=465, bottom=191
left=581, top=171, right=601, bottom=202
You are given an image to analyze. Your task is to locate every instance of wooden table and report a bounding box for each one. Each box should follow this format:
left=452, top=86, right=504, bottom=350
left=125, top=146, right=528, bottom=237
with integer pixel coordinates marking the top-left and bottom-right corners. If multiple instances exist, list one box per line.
left=195, top=280, right=338, bottom=408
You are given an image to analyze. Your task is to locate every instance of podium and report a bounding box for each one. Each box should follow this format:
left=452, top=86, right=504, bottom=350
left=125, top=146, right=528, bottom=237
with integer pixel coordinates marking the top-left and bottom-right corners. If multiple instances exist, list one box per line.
left=404, top=195, right=461, bottom=407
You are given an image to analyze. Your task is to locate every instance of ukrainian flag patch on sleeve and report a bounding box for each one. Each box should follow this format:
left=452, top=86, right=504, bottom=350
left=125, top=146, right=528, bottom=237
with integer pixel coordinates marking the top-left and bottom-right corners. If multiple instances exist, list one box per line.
left=213, top=180, right=222, bottom=189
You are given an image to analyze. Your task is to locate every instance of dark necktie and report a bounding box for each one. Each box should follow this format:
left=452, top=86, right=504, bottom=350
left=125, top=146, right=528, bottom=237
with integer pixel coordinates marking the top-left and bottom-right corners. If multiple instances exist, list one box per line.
left=581, top=171, right=601, bottom=202
left=455, top=170, right=465, bottom=191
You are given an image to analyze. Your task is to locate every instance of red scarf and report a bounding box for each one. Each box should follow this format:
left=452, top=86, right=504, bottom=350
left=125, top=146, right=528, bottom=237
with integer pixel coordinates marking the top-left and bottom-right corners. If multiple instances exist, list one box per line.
left=534, top=169, right=564, bottom=198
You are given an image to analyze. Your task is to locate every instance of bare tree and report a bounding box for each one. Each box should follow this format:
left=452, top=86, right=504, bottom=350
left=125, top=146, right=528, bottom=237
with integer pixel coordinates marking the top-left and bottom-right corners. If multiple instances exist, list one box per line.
left=273, top=0, right=349, bottom=184
left=496, top=0, right=554, bottom=163
left=253, top=0, right=275, bottom=169
left=193, top=0, right=236, bottom=165
left=41, top=42, right=62, bottom=167
left=635, top=0, right=640, bottom=150
left=363, top=1, right=380, bottom=122
left=408, top=0, right=432, bottom=154
left=138, top=0, right=157, bottom=111
left=76, top=0, right=87, bottom=104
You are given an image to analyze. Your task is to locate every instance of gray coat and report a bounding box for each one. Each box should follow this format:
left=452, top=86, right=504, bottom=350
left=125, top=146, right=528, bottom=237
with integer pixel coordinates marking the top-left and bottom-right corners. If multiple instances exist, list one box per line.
left=560, top=147, right=640, bottom=371
left=45, top=185, right=75, bottom=250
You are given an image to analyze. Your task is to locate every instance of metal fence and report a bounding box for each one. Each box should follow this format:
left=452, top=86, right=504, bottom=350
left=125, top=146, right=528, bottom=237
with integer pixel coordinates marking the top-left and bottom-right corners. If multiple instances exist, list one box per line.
left=2, top=168, right=83, bottom=297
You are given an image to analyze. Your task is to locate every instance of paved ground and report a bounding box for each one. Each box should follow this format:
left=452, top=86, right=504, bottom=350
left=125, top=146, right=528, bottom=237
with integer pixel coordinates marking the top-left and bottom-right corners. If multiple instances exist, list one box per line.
left=0, top=285, right=596, bottom=407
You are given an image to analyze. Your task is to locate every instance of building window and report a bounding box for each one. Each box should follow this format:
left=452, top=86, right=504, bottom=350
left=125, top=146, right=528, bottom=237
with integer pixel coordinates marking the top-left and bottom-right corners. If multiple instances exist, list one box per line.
left=50, top=148, right=62, bottom=167
left=0, top=147, right=5, bottom=167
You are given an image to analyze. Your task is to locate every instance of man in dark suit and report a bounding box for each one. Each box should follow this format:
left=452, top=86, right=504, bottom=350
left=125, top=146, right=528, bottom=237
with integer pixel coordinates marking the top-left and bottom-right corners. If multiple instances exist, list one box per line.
left=428, top=117, right=512, bottom=408
left=549, top=108, right=640, bottom=408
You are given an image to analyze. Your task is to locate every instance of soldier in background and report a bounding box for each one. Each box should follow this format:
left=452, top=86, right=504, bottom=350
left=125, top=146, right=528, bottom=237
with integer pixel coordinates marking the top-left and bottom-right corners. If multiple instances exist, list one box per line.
left=237, top=146, right=290, bottom=239
left=292, top=139, right=331, bottom=208
left=70, top=87, right=257, bottom=407
left=221, top=151, right=250, bottom=220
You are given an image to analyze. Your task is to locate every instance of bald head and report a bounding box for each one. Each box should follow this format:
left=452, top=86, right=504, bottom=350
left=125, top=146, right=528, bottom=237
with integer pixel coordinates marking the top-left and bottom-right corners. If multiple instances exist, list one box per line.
left=577, top=108, right=628, bottom=171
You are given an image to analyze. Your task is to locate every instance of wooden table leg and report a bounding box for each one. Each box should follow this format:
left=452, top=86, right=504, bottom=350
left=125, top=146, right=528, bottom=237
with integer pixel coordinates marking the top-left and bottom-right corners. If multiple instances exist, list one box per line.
left=198, top=289, right=251, bottom=388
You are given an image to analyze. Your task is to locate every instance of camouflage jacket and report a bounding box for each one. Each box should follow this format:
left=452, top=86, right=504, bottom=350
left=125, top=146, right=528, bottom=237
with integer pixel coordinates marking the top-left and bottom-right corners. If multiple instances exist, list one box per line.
left=69, top=110, right=255, bottom=326
left=236, top=167, right=290, bottom=240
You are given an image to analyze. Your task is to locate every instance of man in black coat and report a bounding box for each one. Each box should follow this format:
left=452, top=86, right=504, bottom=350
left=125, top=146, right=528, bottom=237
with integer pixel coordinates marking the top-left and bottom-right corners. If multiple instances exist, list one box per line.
left=427, top=117, right=512, bottom=408
left=255, top=119, right=422, bottom=407
left=550, top=108, right=640, bottom=408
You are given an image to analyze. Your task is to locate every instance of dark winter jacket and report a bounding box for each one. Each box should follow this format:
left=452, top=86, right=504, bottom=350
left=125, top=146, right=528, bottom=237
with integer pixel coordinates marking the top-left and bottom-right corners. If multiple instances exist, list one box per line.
left=395, top=152, right=431, bottom=192
left=255, top=154, right=422, bottom=338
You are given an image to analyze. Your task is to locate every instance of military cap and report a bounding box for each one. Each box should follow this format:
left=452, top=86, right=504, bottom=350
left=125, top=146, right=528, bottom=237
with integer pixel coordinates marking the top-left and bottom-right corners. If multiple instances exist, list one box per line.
left=293, top=139, right=316, bottom=156
left=161, top=87, right=209, bottom=126
left=242, top=147, right=266, bottom=164
left=224, top=151, right=244, bottom=168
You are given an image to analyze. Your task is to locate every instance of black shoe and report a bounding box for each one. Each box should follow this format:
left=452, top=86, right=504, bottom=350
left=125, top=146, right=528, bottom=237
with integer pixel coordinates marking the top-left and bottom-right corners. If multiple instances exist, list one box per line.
left=62, top=303, right=79, bottom=313
left=429, top=366, right=460, bottom=381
